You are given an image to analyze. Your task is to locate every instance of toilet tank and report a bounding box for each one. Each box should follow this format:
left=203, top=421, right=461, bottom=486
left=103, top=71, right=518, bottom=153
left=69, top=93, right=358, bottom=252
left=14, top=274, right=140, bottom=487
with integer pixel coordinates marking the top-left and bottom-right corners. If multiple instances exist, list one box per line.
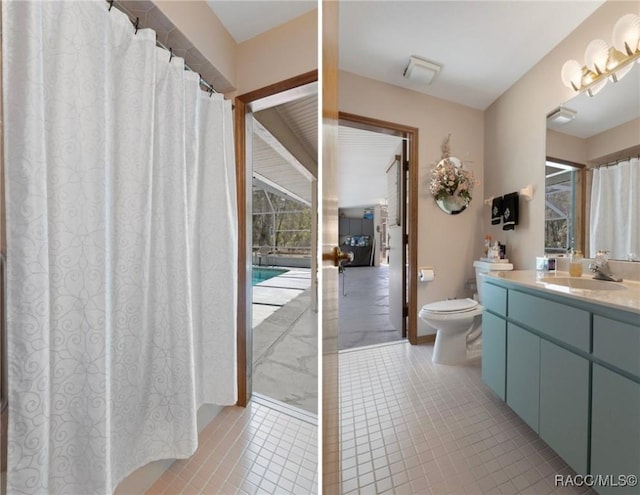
left=473, top=260, right=513, bottom=303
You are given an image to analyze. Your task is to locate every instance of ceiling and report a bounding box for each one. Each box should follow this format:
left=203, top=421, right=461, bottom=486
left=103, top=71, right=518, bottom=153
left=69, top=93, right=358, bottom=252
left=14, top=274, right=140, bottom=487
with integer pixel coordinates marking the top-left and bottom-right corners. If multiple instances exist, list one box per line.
left=205, top=1, right=611, bottom=209
left=206, top=1, right=316, bottom=43
left=339, top=1, right=605, bottom=110
left=252, top=93, right=317, bottom=205
left=547, top=65, right=639, bottom=139
left=337, top=1, right=606, bottom=209
left=338, top=127, right=403, bottom=209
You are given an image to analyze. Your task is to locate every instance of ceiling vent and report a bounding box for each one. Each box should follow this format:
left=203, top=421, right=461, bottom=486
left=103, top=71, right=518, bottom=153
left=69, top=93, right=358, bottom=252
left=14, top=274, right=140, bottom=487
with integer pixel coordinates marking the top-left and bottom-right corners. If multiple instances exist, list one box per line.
left=547, top=106, right=578, bottom=124
left=403, top=56, right=441, bottom=86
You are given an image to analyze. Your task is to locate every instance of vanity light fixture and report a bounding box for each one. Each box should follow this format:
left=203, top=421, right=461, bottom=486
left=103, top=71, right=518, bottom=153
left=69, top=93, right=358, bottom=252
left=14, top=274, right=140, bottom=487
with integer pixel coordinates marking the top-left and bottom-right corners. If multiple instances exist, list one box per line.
left=561, top=13, right=640, bottom=97
left=403, top=55, right=441, bottom=86
left=547, top=106, right=577, bottom=125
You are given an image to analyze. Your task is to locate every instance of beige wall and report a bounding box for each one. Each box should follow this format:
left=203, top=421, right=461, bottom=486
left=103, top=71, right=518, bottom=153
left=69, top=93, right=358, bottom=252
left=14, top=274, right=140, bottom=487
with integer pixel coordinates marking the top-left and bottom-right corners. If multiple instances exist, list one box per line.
left=153, top=1, right=237, bottom=90
left=587, top=118, right=640, bottom=164
left=339, top=71, right=484, bottom=336
left=236, top=10, right=318, bottom=95
left=546, top=130, right=587, bottom=165
left=484, top=0, right=633, bottom=269
left=153, top=4, right=317, bottom=96
left=547, top=117, right=640, bottom=166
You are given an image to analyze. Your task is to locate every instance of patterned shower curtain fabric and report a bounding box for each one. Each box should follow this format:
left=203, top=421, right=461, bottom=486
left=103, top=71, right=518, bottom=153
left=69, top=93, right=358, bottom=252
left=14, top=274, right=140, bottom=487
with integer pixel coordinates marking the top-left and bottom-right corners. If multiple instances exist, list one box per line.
left=2, top=1, right=237, bottom=494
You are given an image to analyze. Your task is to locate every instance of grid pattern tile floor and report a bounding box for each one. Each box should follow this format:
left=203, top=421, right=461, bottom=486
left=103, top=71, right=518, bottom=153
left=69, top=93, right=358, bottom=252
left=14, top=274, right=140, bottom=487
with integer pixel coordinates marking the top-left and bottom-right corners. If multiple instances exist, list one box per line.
left=339, top=341, right=594, bottom=495
left=145, top=398, right=317, bottom=495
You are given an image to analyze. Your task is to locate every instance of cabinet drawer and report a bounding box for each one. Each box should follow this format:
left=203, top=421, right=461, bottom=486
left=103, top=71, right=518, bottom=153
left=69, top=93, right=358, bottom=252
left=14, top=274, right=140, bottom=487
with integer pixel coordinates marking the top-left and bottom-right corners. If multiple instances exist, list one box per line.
left=483, top=282, right=507, bottom=316
left=508, top=291, right=589, bottom=352
left=593, top=315, right=640, bottom=378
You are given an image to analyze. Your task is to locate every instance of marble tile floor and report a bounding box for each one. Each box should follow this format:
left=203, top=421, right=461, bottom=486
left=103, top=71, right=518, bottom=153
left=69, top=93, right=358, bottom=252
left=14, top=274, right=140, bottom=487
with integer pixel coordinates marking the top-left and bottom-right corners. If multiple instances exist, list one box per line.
left=252, top=268, right=312, bottom=327
left=339, top=341, right=595, bottom=495
left=339, top=264, right=404, bottom=350
left=145, top=396, right=317, bottom=495
left=252, top=268, right=317, bottom=415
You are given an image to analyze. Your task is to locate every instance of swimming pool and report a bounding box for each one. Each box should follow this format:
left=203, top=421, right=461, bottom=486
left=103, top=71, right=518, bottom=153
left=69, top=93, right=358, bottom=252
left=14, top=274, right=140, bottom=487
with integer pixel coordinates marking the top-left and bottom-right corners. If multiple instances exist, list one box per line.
left=252, top=267, right=288, bottom=286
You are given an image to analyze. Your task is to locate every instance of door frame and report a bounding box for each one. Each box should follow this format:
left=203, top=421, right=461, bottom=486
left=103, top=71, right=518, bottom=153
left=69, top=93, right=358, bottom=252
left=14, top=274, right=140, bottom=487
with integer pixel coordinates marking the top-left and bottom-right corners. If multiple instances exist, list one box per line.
left=337, top=112, right=419, bottom=345
left=234, top=70, right=318, bottom=407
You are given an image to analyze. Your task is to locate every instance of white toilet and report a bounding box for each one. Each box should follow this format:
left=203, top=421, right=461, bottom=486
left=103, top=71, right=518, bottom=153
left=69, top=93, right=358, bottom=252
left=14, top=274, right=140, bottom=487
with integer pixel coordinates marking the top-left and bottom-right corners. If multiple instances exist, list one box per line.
left=419, top=260, right=513, bottom=365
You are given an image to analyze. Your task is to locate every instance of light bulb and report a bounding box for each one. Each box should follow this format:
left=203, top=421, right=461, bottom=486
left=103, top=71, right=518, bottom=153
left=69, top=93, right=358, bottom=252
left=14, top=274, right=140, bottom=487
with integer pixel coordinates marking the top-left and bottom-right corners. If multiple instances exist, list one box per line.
left=561, top=59, right=582, bottom=90
left=612, top=13, right=640, bottom=55
left=584, top=39, right=610, bottom=74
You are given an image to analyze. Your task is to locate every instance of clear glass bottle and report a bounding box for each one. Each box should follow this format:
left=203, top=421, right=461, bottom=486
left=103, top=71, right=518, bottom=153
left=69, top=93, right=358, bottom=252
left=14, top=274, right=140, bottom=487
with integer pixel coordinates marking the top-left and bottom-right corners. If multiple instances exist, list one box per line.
left=569, top=250, right=583, bottom=277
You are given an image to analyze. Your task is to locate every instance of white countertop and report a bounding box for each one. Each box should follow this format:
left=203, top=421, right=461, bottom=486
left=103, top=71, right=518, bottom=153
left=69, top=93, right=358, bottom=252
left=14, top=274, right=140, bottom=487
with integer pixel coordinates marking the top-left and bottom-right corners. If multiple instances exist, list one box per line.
left=482, top=270, right=640, bottom=315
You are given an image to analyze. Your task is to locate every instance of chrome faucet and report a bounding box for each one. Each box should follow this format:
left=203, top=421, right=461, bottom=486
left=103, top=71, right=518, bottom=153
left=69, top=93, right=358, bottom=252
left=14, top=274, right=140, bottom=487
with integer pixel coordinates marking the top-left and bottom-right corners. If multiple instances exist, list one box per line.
left=589, top=259, right=623, bottom=282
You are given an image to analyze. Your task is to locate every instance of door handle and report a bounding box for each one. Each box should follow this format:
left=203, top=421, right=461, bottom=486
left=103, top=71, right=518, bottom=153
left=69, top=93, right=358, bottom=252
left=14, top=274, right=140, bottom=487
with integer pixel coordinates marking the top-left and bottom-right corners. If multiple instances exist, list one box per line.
left=323, top=246, right=354, bottom=267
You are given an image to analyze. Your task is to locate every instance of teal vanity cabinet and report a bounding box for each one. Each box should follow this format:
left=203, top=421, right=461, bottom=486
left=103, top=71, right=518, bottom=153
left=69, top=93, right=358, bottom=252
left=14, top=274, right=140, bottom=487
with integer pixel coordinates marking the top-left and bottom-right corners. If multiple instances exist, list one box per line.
left=481, top=282, right=508, bottom=400
left=539, top=340, right=589, bottom=475
left=507, top=289, right=590, bottom=475
left=590, top=315, right=640, bottom=495
left=480, top=275, right=640, bottom=483
left=506, top=322, right=540, bottom=433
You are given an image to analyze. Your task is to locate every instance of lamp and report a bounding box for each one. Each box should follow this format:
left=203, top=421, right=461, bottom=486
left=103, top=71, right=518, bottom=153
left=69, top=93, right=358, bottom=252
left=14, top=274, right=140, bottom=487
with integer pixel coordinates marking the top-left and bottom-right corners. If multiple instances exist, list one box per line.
left=547, top=106, right=577, bottom=124
left=561, top=13, right=640, bottom=96
left=403, top=56, right=441, bottom=86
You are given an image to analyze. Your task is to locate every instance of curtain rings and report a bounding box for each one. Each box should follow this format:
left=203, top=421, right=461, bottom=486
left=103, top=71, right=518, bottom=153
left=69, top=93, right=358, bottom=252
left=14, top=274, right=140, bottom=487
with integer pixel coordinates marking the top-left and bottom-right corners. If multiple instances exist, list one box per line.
left=169, top=48, right=174, bottom=63
left=134, top=17, right=140, bottom=35
left=108, top=0, right=114, bottom=12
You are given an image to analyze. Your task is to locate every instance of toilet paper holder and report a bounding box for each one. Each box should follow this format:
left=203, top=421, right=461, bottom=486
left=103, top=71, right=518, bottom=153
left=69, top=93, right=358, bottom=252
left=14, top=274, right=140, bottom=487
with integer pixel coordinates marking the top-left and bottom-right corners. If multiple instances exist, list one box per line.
left=419, top=266, right=435, bottom=282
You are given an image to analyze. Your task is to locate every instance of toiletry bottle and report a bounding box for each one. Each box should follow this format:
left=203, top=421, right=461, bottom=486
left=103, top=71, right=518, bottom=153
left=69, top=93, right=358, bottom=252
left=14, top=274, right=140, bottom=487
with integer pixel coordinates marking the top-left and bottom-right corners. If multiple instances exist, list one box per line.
left=569, top=250, right=583, bottom=277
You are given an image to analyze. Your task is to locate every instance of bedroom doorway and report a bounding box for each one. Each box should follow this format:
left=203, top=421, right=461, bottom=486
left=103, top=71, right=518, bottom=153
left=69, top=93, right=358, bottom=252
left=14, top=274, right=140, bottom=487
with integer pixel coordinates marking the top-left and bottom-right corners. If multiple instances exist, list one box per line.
left=337, top=114, right=418, bottom=349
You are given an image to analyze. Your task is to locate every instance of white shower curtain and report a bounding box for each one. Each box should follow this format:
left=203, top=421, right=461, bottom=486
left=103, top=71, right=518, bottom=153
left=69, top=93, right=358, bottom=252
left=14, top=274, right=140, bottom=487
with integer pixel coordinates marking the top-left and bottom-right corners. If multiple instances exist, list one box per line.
left=2, top=2, right=237, bottom=494
left=589, top=157, right=639, bottom=260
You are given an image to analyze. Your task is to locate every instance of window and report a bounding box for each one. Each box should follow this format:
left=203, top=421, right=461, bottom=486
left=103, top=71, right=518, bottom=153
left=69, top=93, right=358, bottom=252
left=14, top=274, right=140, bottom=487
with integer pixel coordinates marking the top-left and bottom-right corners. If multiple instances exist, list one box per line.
left=545, top=159, right=583, bottom=255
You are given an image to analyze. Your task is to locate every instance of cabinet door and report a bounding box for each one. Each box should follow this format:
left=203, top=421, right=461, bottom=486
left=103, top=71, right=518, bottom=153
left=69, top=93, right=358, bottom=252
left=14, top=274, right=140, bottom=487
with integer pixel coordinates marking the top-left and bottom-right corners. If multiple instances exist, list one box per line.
left=539, top=340, right=589, bottom=475
left=506, top=323, right=540, bottom=432
left=591, top=365, right=640, bottom=495
left=482, top=312, right=506, bottom=400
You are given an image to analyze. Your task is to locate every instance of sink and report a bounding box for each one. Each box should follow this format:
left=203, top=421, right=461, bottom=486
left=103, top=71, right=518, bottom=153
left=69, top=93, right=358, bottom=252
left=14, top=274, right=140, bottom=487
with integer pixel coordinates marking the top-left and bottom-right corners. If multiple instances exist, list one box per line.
left=539, top=277, right=627, bottom=291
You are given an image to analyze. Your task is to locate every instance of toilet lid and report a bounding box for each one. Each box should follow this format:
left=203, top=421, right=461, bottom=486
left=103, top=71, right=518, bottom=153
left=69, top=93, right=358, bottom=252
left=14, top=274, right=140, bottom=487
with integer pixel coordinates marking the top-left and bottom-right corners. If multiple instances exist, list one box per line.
left=423, top=298, right=479, bottom=314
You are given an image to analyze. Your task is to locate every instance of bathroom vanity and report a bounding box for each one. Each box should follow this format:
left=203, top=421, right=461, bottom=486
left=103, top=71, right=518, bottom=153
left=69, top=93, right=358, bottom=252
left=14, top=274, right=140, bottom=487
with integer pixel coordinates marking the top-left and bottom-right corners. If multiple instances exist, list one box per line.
left=481, top=271, right=640, bottom=494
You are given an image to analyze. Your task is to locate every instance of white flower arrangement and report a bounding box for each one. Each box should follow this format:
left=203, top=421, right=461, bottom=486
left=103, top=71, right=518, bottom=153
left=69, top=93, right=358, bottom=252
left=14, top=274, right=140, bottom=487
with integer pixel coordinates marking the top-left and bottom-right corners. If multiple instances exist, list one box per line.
left=429, top=158, right=475, bottom=205
left=429, top=135, right=476, bottom=207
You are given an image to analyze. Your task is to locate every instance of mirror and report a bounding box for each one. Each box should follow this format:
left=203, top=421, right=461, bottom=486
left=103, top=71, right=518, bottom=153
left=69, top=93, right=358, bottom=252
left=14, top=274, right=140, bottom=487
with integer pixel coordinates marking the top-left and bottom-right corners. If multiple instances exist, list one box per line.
left=546, top=64, right=640, bottom=260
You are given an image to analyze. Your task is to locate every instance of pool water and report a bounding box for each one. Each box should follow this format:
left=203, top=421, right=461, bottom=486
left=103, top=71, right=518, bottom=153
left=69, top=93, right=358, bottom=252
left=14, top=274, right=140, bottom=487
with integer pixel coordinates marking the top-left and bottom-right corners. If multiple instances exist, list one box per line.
left=252, top=267, right=288, bottom=285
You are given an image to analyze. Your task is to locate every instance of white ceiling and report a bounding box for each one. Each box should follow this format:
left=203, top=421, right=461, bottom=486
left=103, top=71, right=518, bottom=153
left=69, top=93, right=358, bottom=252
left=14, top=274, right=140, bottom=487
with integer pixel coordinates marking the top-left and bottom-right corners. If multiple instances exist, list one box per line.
left=252, top=93, right=317, bottom=205
left=206, top=1, right=316, bottom=43
left=547, top=65, right=639, bottom=139
left=339, top=1, right=605, bottom=110
left=337, top=1, right=606, bottom=207
left=338, top=126, right=403, bottom=208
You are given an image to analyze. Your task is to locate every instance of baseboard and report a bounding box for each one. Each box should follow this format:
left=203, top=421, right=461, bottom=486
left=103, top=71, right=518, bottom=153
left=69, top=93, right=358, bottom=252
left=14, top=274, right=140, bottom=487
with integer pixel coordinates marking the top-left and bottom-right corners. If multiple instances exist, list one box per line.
left=416, top=334, right=436, bottom=344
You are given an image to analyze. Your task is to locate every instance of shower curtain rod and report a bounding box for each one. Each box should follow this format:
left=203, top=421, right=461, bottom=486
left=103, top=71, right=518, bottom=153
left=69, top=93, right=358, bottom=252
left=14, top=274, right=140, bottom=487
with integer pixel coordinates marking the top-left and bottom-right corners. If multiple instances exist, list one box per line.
left=108, top=0, right=219, bottom=95
left=592, top=154, right=640, bottom=169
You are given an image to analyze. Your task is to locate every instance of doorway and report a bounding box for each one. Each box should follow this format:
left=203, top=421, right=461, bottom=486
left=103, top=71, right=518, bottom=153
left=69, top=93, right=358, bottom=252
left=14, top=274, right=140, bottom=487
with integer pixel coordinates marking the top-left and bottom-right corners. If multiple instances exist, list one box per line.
left=337, top=113, right=419, bottom=349
left=235, top=72, right=319, bottom=413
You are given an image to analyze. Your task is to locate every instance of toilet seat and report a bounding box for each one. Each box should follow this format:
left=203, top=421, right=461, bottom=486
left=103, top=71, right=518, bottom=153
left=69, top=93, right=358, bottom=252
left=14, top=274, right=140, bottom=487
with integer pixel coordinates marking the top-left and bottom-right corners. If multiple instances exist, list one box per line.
left=422, top=298, right=478, bottom=314
left=419, top=298, right=483, bottom=322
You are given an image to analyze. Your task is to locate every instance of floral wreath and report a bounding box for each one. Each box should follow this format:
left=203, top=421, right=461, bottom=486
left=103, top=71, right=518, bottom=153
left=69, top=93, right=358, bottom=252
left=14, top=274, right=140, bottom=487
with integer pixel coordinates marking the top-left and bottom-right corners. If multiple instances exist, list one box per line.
left=429, top=135, right=476, bottom=206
